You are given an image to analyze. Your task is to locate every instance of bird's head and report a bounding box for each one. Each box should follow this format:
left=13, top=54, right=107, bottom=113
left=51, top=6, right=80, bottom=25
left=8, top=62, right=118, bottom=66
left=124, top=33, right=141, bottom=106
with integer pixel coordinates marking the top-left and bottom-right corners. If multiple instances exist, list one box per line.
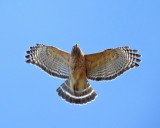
left=71, top=44, right=83, bottom=57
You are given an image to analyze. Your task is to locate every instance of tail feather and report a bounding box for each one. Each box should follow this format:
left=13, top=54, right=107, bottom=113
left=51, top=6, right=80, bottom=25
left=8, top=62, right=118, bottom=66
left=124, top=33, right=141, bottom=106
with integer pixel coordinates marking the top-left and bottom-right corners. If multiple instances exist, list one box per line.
left=56, top=79, right=97, bottom=105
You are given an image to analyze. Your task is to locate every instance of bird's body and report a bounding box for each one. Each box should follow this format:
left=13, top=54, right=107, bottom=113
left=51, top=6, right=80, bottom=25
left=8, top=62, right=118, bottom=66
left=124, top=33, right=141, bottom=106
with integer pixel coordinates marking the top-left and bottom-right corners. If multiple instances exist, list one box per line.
left=25, top=44, right=141, bottom=105
left=70, top=44, right=86, bottom=91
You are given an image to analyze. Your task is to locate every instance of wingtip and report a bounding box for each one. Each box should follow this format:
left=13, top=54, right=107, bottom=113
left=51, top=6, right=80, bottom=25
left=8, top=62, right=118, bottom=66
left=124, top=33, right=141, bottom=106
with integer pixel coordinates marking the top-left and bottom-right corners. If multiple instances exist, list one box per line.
left=25, top=55, right=30, bottom=59
left=36, top=43, right=41, bottom=46
left=25, top=59, right=31, bottom=63
left=134, top=63, right=139, bottom=67
left=26, top=50, right=30, bottom=54
left=130, top=53, right=142, bottom=58
left=120, top=46, right=130, bottom=49
left=125, top=46, right=130, bottom=49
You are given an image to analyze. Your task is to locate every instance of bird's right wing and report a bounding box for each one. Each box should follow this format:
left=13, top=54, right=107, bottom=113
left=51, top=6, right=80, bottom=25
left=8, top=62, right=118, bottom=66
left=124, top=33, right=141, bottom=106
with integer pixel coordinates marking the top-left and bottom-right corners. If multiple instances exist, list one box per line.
left=85, top=46, right=141, bottom=81
left=25, top=44, right=70, bottom=79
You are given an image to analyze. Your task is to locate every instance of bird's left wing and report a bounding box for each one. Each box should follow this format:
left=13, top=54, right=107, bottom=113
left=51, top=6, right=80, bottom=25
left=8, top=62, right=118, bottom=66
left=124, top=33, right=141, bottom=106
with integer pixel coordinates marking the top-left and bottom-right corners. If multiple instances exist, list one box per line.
left=25, top=44, right=70, bottom=79
left=85, top=46, right=141, bottom=81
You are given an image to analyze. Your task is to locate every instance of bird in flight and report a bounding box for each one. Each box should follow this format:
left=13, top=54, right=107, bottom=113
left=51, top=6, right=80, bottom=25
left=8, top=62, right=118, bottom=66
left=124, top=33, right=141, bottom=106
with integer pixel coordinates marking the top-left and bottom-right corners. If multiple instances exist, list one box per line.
left=25, top=44, right=141, bottom=105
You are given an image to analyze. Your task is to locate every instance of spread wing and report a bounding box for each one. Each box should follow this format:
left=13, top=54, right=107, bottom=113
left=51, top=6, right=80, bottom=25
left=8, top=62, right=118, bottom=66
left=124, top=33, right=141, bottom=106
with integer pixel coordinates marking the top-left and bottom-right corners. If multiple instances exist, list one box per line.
left=25, top=44, right=70, bottom=79
left=85, top=46, right=141, bottom=81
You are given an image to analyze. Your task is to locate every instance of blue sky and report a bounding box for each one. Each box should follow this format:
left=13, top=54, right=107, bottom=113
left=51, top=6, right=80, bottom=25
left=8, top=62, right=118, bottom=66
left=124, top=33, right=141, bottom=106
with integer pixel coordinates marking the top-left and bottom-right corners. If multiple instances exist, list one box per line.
left=0, top=0, right=160, bottom=128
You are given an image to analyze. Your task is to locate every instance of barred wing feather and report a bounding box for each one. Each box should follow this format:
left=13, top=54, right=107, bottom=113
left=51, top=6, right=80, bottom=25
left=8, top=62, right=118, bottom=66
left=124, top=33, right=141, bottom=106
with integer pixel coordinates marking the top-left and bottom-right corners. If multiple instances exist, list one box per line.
left=85, top=46, right=141, bottom=81
left=25, top=44, right=70, bottom=79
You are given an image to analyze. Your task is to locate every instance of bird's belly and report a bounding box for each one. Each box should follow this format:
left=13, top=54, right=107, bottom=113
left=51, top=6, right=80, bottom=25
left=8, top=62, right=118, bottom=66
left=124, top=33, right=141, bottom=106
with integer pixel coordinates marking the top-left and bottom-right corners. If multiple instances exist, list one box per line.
left=69, top=65, right=86, bottom=92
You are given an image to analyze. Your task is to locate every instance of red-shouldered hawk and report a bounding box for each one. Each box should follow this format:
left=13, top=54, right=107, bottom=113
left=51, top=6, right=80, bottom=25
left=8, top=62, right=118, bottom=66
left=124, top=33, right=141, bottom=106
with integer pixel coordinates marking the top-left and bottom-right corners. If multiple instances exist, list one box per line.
left=25, top=44, right=141, bottom=105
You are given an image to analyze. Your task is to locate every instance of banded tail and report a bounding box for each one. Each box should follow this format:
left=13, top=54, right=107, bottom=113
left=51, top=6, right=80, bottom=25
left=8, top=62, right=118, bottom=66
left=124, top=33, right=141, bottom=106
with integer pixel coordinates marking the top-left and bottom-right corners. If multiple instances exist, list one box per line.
left=56, top=80, right=97, bottom=105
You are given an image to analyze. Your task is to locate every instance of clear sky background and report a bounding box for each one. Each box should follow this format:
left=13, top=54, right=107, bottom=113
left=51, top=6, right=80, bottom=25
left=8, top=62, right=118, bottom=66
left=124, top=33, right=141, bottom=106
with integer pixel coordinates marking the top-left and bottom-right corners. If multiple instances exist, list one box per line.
left=0, top=0, right=160, bottom=128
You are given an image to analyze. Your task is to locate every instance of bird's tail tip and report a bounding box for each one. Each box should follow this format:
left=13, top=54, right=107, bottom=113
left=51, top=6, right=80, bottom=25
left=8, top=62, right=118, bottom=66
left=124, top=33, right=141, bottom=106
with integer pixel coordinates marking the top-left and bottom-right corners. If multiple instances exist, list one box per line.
left=56, top=79, right=97, bottom=105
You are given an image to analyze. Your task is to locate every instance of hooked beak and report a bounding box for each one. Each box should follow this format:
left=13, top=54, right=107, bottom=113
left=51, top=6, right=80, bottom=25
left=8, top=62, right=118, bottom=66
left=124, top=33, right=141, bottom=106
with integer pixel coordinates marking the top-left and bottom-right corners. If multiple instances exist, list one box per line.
left=75, top=44, right=78, bottom=48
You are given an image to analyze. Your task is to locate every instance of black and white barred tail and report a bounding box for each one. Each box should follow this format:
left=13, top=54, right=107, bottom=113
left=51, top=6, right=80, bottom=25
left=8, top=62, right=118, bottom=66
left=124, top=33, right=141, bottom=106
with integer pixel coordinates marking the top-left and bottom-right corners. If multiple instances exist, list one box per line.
left=56, top=79, right=97, bottom=105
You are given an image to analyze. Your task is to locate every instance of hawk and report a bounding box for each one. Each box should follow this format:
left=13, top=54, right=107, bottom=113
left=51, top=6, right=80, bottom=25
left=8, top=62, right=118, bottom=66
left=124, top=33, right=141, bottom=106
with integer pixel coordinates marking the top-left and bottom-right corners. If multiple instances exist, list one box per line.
left=25, top=44, right=141, bottom=105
